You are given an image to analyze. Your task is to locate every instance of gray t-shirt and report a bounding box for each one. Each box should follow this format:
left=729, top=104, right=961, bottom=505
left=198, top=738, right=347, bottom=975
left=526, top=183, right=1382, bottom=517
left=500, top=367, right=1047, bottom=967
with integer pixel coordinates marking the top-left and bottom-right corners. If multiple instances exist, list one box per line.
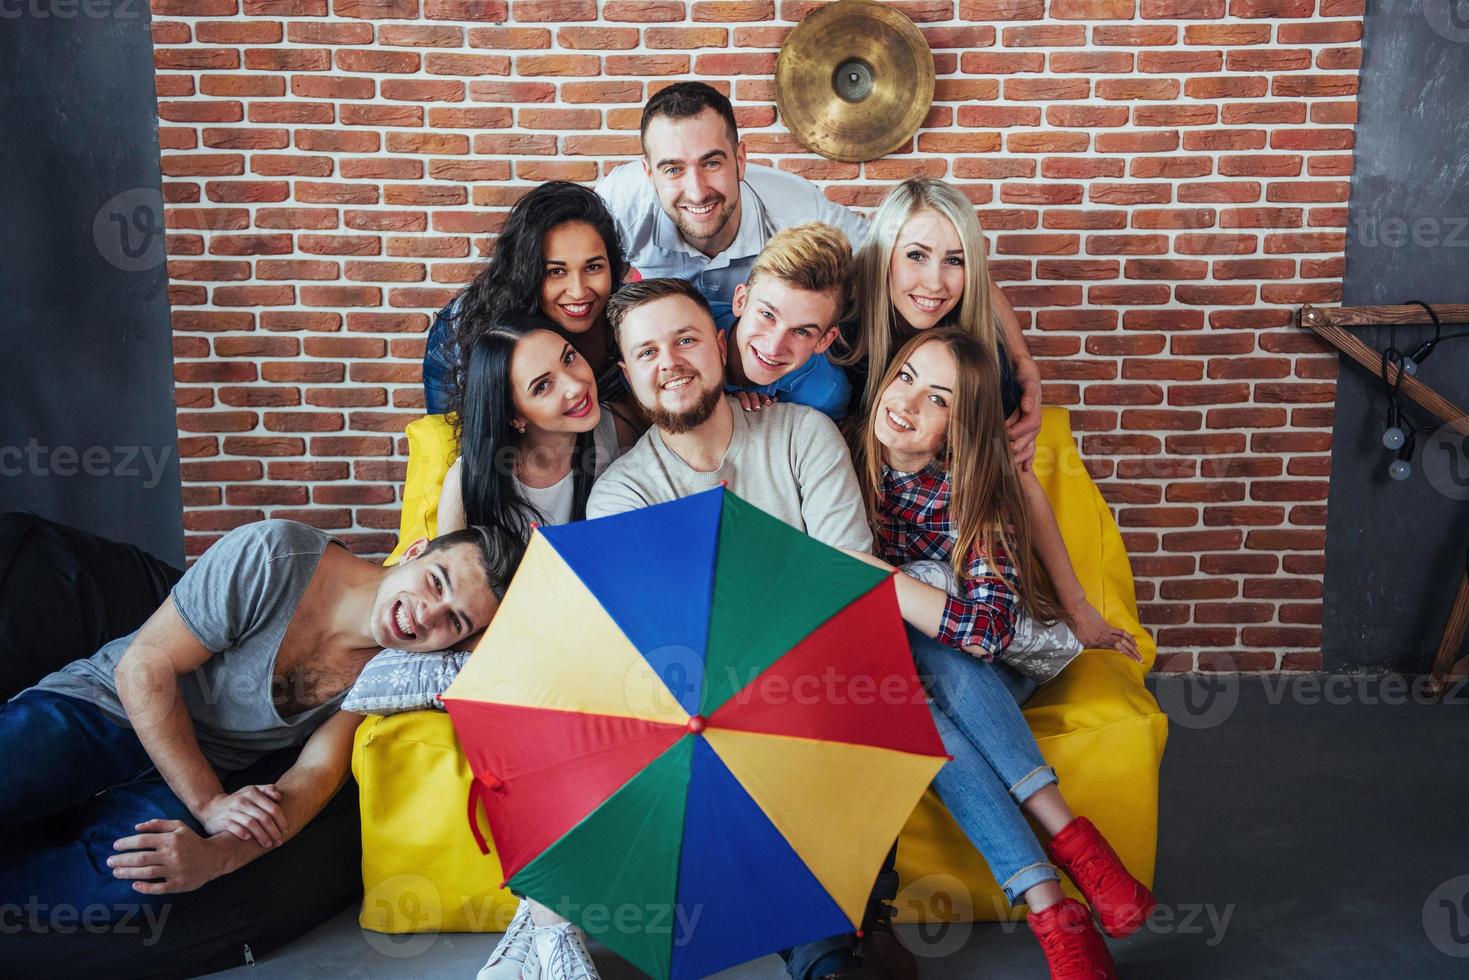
left=586, top=398, right=873, bottom=553
left=29, top=519, right=345, bottom=772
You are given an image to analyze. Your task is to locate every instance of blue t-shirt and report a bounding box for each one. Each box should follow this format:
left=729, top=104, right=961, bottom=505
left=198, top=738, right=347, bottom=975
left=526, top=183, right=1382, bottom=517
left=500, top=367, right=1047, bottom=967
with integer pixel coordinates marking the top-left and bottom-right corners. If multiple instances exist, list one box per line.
left=711, top=301, right=851, bottom=422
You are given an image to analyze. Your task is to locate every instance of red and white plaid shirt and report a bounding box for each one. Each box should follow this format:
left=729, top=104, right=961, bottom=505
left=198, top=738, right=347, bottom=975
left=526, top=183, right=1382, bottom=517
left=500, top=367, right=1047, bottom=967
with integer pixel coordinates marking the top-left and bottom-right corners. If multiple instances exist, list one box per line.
left=876, top=462, right=1019, bottom=658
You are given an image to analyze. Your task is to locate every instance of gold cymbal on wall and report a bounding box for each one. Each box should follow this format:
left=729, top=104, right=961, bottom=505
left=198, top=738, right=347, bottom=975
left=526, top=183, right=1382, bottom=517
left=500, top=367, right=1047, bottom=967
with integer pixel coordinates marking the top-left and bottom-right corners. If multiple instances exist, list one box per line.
left=774, top=0, right=936, bottom=163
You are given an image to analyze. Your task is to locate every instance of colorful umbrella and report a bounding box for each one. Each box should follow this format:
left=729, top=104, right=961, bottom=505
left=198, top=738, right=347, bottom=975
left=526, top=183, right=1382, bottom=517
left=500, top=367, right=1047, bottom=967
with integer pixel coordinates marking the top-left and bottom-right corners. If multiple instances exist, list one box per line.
left=442, top=486, right=948, bottom=980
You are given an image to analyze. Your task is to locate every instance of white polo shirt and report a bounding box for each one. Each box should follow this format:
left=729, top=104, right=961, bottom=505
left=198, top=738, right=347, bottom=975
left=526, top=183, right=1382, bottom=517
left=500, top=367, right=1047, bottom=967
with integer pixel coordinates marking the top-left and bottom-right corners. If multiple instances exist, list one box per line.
left=595, top=161, right=870, bottom=305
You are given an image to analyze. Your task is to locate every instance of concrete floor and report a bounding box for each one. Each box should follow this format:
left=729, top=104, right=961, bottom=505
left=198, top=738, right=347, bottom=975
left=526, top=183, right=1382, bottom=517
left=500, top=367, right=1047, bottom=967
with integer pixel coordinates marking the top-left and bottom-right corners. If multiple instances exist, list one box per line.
left=209, top=673, right=1469, bottom=979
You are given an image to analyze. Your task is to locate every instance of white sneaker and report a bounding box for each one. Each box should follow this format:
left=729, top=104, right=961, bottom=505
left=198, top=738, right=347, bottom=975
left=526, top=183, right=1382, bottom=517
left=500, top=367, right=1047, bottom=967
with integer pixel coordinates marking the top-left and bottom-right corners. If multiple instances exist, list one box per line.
left=533, top=922, right=600, bottom=980
left=476, top=900, right=540, bottom=980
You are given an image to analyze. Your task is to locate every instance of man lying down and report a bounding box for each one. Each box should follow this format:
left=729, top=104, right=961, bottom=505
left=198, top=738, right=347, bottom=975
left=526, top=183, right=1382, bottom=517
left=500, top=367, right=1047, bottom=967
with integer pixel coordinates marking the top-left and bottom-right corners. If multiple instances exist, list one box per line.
left=0, top=518, right=509, bottom=912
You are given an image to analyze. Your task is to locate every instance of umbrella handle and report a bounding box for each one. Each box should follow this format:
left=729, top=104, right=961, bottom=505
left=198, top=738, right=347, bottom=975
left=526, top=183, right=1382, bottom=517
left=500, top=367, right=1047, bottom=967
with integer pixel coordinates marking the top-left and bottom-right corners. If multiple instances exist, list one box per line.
left=467, top=778, right=492, bottom=856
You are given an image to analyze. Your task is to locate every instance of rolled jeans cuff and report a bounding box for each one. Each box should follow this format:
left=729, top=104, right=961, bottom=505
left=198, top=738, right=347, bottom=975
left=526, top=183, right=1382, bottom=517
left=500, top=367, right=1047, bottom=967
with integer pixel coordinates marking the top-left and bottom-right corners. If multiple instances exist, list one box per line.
left=1009, top=763, right=1058, bottom=803
left=999, top=861, right=1061, bottom=906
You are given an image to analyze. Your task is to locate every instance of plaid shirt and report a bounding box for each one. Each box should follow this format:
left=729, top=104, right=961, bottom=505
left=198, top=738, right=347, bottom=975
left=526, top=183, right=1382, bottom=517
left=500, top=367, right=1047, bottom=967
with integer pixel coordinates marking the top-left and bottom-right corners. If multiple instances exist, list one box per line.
left=877, top=462, right=1019, bottom=658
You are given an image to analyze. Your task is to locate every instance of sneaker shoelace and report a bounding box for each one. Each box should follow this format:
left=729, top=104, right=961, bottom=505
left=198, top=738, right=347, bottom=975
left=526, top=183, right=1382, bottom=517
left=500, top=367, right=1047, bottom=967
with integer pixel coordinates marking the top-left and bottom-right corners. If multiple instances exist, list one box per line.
left=1037, top=913, right=1090, bottom=975
left=543, top=924, right=599, bottom=980
left=491, top=904, right=537, bottom=966
left=1067, top=838, right=1127, bottom=897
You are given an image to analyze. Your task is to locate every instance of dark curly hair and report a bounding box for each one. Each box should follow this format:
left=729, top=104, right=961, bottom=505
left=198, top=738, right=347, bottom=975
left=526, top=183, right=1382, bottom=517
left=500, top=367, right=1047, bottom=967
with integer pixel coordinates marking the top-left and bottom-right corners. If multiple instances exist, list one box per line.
left=445, top=181, right=628, bottom=433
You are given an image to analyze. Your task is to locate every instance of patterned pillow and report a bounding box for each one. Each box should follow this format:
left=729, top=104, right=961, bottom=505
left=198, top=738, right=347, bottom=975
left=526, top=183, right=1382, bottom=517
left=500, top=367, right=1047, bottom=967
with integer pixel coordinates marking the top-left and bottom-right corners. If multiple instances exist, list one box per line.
left=343, top=649, right=469, bottom=715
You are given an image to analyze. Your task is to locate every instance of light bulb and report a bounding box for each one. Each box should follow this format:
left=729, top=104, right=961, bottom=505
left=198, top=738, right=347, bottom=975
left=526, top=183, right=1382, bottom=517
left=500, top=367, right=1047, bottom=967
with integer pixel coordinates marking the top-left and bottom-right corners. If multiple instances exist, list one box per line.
left=1383, top=426, right=1405, bottom=450
left=1389, top=458, right=1412, bottom=481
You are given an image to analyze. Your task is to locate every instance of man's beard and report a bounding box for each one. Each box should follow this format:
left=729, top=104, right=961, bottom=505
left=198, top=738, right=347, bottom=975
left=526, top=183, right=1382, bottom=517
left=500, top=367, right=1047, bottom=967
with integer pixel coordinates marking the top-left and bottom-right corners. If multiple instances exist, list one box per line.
left=643, top=380, right=724, bottom=435
left=671, top=195, right=737, bottom=248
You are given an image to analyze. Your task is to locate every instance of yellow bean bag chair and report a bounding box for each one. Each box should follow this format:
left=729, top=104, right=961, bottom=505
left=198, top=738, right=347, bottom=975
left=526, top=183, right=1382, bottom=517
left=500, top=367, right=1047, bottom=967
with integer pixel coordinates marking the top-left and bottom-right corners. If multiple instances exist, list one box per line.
left=354, top=409, right=1167, bottom=932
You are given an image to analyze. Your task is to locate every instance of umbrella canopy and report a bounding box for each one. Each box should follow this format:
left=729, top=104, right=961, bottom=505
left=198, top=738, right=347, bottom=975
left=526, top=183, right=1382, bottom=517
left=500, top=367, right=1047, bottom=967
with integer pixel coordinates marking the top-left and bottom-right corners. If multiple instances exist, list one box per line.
left=443, top=487, right=948, bottom=980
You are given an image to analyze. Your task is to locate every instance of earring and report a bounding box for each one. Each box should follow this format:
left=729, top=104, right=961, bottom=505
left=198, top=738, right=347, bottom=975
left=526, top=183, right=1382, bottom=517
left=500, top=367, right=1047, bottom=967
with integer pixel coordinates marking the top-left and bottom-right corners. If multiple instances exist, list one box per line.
left=513, top=422, right=526, bottom=434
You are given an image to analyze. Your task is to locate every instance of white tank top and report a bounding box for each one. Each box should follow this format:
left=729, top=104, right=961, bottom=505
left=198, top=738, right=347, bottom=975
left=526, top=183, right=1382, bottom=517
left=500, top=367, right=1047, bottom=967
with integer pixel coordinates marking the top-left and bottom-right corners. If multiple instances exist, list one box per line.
left=515, top=407, right=621, bottom=527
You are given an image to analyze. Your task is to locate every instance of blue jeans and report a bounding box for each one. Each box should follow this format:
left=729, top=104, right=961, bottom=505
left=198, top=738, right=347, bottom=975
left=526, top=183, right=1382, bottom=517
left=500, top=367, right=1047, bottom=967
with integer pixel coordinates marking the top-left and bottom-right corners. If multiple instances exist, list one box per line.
left=910, top=629, right=1062, bottom=906
left=0, top=690, right=202, bottom=916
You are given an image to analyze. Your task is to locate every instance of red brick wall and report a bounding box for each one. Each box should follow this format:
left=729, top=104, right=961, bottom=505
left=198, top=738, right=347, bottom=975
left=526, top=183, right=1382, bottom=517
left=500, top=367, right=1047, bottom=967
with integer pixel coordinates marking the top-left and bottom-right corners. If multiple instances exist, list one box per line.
left=150, top=0, right=1365, bottom=670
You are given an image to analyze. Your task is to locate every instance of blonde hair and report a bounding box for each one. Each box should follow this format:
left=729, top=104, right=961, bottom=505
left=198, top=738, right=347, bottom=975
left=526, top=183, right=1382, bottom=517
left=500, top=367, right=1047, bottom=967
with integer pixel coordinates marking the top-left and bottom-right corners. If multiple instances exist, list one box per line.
left=746, top=221, right=853, bottom=323
left=838, top=178, right=997, bottom=415
left=852, top=328, right=1061, bottom=623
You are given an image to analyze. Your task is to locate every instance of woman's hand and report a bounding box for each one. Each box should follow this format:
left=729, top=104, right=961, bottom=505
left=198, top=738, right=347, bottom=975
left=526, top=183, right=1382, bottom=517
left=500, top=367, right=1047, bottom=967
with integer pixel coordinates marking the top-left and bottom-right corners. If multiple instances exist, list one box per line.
left=109, top=819, right=236, bottom=894
left=1066, top=602, right=1143, bottom=663
left=198, top=784, right=287, bottom=848
left=734, top=390, right=776, bottom=413
left=1006, top=361, right=1044, bottom=472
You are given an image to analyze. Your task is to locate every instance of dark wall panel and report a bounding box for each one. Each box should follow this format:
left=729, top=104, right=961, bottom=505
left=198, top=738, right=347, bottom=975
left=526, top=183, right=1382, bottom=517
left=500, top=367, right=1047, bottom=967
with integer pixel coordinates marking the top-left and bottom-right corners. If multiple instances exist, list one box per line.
left=1323, top=4, right=1469, bottom=671
left=0, top=4, right=183, bottom=565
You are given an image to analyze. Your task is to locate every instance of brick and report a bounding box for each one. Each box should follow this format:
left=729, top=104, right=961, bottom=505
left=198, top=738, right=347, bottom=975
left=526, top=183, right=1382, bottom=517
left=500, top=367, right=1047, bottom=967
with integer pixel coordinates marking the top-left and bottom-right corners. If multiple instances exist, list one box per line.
left=648, top=27, right=728, bottom=48
left=1097, top=79, right=1180, bottom=100
left=603, top=0, right=686, bottom=19
left=1005, top=79, right=1091, bottom=101
left=155, top=48, right=240, bottom=71
left=516, top=54, right=600, bottom=77
left=469, top=27, right=552, bottom=48
left=1229, top=0, right=1313, bottom=15
left=558, top=26, right=640, bottom=49
left=338, top=51, right=420, bottom=74
left=425, top=53, right=510, bottom=76
left=1141, top=0, right=1223, bottom=14
left=381, top=80, right=464, bottom=102
left=1094, top=25, right=1176, bottom=45
left=956, top=54, right=1043, bottom=76
left=251, top=102, right=336, bottom=125
left=513, top=0, right=597, bottom=18
left=290, top=22, right=376, bottom=44
left=562, top=81, right=643, bottom=104
left=960, top=0, right=1042, bottom=15
left=1052, top=0, right=1134, bottom=15
left=199, top=75, right=284, bottom=99
left=1051, top=52, right=1135, bottom=73
left=335, top=0, right=420, bottom=14
left=379, top=25, right=463, bottom=46
left=290, top=76, right=373, bottom=100
left=1003, top=25, right=1087, bottom=47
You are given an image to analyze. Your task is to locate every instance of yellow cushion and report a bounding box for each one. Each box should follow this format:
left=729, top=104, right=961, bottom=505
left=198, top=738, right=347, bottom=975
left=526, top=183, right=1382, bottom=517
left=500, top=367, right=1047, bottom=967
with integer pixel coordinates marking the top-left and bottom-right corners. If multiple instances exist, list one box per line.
left=894, top=407, right=1168, bottom=923
left=354, top=711, right=520, bottom=933
left=383, top=414, right=457, bottom=566
left=355, top=406, right=1166, bottom=931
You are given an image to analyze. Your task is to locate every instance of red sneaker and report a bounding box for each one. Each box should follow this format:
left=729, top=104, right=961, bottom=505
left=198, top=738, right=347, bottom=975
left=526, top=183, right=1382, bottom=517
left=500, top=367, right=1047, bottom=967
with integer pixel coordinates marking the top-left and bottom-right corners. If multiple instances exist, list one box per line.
left=1027, top=898, right=1117, bottom=980
left=1047, top=816, right=1157, bottom=939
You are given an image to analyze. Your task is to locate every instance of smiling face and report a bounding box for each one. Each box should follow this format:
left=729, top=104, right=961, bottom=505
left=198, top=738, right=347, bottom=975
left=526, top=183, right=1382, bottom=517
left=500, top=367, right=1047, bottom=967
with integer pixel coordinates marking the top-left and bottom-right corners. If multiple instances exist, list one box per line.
left=642, top=108, right=746, bottom=256
left=729, top=277, right=841, bottom=387
left=539, top=221, right=614, bottom=337
left=888, top=208, right=967, bottom=332
left=617, top=293, right=728, bottom=434
left=875, top=337, right=957, bottom=471
left=508, top=328, right=601, bottom=436
left=371, top=541, right=500, bottom=652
